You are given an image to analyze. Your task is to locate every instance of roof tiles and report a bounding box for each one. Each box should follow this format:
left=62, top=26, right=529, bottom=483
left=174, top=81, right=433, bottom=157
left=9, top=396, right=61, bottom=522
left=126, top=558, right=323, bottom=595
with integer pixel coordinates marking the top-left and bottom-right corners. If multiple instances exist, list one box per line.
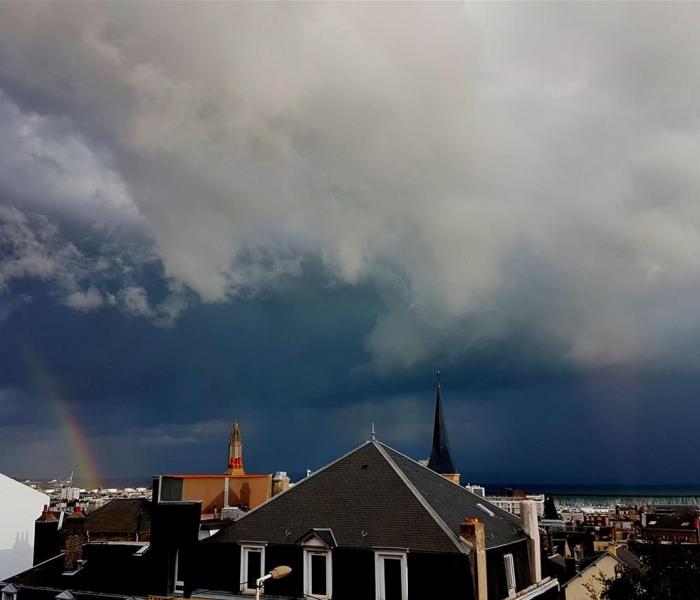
left=207, top=441, right=526, bottom=552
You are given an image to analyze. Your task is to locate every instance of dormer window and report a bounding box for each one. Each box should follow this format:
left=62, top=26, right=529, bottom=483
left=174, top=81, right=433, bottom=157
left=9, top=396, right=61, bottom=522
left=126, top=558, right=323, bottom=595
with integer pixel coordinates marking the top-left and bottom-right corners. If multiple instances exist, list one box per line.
left=2, top=584, right=18, bottom=600
left=297, top=529, right=336, bottom=600
left=239, top=544, right=265, bottom=594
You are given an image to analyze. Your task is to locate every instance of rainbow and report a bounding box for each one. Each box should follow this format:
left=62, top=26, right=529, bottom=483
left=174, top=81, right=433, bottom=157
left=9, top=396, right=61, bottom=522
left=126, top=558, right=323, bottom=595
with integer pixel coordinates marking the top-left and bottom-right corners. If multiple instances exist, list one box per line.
left=21, top=346, right=102, bottom=489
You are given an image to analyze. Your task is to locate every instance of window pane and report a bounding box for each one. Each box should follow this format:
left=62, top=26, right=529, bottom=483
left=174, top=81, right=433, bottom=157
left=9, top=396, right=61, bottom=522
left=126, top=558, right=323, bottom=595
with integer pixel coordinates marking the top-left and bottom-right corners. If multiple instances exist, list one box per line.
left=246, top=550, right=261, bottom=588
left=383, top=558, right=402, bottom=600
left=311, top=554, right=327, bottom=595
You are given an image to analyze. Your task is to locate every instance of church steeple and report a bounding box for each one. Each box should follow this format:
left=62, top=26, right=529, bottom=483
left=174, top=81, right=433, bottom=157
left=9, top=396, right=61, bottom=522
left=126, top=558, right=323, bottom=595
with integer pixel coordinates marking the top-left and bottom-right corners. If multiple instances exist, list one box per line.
left=427, top=372, right=459, bottom=483
left=226, top=420, right=245, bottom=475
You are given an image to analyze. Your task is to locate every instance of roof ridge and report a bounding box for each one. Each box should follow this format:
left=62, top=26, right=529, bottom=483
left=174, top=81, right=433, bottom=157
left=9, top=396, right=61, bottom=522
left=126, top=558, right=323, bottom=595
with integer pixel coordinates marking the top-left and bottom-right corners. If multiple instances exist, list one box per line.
left=379, top=442, right=523, bottom=526
left=379, top=442, right=464, bottom=485
left=372, top=441, right=467, bottom=554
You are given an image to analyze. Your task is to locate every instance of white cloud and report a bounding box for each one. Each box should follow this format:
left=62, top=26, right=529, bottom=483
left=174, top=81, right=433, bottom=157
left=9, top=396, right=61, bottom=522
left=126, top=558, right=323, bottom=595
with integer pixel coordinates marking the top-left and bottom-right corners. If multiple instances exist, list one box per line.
left=120, top=286, right=153, bottom=317
left=2, top=4, right=700, bottom=369
left=0, top=91, right=139, bottom=224
left=0, top=204, right=82, bottom=291
left=63, top=287, right=103, bottom=312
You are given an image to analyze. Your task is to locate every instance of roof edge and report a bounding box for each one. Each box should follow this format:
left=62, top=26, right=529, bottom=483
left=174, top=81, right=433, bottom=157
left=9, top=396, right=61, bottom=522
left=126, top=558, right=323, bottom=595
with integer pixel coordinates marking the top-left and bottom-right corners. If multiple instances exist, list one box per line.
left=207, top=440, right=376, bottom=540
left=373, top=441, right=467, bottom=555
left=378, top=442, right=524, bottom=528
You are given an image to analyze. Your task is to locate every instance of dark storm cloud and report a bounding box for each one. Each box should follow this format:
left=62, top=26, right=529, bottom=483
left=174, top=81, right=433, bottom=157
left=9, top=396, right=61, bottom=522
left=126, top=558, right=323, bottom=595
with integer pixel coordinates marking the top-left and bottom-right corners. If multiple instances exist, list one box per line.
left=1, top=3, right=700, bottom=369
left=1, top=3, right=700, bottom=482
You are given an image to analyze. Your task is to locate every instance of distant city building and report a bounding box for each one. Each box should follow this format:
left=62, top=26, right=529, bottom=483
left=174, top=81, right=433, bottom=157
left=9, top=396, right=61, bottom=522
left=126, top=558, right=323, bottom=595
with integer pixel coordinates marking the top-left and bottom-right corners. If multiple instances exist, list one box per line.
left=465, top=483, right=486, bottom=497
left=155, top=420, right=283, bottom=518
left=539, top=519, right=568, bottom=532
left=638, top=507, right=700, bottom=544
left=58, top=487, right=80, bottom=502
left=487, top=494, right=545, bottom=518
left=0, top=473, right=49, bottom=580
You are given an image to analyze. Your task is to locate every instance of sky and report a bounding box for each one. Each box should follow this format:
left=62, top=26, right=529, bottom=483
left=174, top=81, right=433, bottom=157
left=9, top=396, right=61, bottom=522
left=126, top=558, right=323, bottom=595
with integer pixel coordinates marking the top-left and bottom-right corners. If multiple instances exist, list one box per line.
left=2, top=3, right=700, bottom=487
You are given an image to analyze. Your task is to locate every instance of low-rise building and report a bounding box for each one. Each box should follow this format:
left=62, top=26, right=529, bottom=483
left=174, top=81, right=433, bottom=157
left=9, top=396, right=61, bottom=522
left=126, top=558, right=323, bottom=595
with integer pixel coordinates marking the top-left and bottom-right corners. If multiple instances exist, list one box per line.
left=561, top=551, right=628, bottom=600
left=638, top=508, right=700, bottom=544
left=0, top=473, right=49, bottom=580
left=154, top=421, right=284, bottom=519
left=487, top=495, right=545, bottom=518
left=192, top=439, right=560, bottom=600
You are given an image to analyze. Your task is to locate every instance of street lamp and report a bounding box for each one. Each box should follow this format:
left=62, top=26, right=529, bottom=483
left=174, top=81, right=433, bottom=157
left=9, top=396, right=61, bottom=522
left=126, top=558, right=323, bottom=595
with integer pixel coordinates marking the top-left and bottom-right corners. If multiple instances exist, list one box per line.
left=255, top=565, right=292, bottom=600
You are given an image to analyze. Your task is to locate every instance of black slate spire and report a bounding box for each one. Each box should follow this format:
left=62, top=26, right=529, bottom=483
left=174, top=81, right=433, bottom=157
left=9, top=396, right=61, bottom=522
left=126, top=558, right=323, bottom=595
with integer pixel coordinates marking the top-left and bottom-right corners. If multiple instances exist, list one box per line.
left=427, top=371, right=457, bottom=475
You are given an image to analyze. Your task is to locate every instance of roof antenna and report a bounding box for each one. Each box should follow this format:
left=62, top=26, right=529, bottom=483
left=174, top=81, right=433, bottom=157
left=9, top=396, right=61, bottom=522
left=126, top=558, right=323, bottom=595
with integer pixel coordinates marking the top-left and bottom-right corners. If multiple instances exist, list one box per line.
left=371, top=422, right=376, bottom=441
left=436, top=370, right=441, bottom=387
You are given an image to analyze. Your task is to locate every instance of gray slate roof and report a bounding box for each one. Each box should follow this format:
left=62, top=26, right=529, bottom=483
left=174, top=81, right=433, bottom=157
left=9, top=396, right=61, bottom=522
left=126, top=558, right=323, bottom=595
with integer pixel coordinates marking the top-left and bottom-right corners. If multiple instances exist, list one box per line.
left=382, top=445, right=526, bottom=548
left=206, top=441, right=526, bottom=553
left=86, top=498, right=151, bottom=536
left=615, top=547, right=641, bottom=570
left=6, top=543, right=151, bottom=596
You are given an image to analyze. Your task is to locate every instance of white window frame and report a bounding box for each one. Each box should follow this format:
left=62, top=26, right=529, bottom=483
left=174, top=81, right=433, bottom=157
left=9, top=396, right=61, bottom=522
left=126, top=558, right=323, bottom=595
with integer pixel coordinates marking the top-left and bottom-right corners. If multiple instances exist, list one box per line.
left=374, top=551, right=408, bottom=600
left=504, top=552, right=516, bottom=598
left=240, top=544, right=266, bottom=594
left=174, top=548, right=185, bottom=593
left=303, top=546, right=332, bottom=600
left=2, top=587, right=18, bottom=600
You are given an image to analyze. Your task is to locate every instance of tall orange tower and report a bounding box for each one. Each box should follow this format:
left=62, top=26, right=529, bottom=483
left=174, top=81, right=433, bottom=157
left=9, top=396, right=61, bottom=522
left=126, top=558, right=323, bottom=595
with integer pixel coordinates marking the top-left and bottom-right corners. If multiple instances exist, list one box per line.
left=226, top=420, right=245, bottom=475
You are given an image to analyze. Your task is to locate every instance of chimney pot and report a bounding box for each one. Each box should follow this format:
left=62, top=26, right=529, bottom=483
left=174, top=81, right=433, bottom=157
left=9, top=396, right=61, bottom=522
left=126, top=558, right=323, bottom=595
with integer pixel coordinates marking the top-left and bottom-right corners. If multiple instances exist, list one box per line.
left=37, top=505, right=57, bottom=522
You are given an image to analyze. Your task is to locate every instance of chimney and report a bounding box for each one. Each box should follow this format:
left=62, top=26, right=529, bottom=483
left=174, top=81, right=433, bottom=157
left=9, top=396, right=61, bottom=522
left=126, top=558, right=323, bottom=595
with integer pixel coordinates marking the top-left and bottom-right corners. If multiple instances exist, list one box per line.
left=460, top=518, right=487, bottom=600
left=34, top=505, right=60, bottom=565
left=63, top=506, right=87, bottom=572
left=520, top=500, right=542, bottom=584
left=272, top=471, right=290, bottom=497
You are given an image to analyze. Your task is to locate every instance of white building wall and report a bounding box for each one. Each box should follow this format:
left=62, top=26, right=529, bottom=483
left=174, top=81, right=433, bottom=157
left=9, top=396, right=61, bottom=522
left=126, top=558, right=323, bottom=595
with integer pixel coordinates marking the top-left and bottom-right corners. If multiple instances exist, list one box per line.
left=487, top=495, right=545, bottom=518
left=563, top=554, right=619, bottom=600
left=0, top=473, right=49, bottom=580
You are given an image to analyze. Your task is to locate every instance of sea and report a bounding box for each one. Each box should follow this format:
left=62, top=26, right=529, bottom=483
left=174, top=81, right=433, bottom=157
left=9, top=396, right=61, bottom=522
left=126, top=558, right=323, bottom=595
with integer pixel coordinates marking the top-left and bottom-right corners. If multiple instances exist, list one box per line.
left=484, top=484, right=700, bottom=509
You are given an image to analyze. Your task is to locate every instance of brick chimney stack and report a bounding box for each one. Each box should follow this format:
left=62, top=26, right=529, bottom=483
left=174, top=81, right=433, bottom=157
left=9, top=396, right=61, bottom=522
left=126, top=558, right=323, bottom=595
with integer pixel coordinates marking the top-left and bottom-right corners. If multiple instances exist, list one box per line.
left=460, top=517, right=487, bottom=600
left=64, top=506, right=86, bottom=572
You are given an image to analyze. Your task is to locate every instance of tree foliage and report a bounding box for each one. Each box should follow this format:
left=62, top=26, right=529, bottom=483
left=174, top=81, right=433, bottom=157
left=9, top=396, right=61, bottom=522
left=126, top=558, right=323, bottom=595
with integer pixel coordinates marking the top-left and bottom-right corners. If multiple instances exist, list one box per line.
left=599, top=544, right=700, bottom=600
left=543, top=495, right=559, bottom=520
